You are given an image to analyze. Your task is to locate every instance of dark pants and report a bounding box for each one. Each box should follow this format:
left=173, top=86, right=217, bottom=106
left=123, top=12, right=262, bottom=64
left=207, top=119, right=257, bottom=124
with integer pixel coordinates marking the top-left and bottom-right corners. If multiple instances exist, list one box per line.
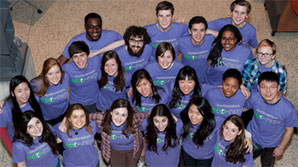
left=241, top=109, right=254, bottom=128
left=84, top=103, right=98, bottom=113
left=253, top=142, right=276, bottom=167
left=46, top=111, right=67, bottom=126
left=110, top=142, right=143, bottom=167
left=182, top=148, right=213, bottom=167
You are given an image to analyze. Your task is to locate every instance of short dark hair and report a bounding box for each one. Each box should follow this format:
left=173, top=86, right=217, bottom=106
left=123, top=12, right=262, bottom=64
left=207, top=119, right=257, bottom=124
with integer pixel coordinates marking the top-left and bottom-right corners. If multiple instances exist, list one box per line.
left=230, top=0, right=251, bottom=15
left=68, top=41, right=90, bottom=58
left=258, top=71, right=279, bottom=85
left=189, top=16, right=208, bottom=30
left=223, top=68, right=242, bottom=87
left=156, top=1, right=174, bottom=15
left=155, top=42, right=175, bottom=61
left=123, top=26, right=151, bottom=46
left=84, top=12, right=102, bottom=26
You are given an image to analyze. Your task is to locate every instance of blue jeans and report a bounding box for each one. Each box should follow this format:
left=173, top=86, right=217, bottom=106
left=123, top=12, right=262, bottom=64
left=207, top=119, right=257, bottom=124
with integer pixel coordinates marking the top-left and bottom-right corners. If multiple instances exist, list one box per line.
left=253, top=142, right=276, bottom=167
left=182, top=148, right=213, bottom=167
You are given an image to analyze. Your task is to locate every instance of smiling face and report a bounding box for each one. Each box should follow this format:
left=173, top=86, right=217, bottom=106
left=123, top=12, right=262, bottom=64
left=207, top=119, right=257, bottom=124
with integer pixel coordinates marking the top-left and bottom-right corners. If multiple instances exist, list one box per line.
left=158, top=50, right=174, bottom=69
left=13, top=82, right=30, bottom=107
left=157, top=10, right=173, bottom=31
left=72, top=52, right=88, bottom=69
left=257, top=46, right=275, bottom=67
left=231, top=5, right=248, bottom=27
left=179, top=76, right=195, bottom=95
left=153, top=115, right=169, bottom=132
left=85, top=18, right=102, bottom=41
left=188, top=104, right=203, bottom=125
left=258, top=80, right=280, bottom=104
left=45, top=65, right=62, bottom=85
left=104, top=58, right=118, bottom=77
left=111, top=107, right=128, bottom=127
left=222, top=77, right=239, bottom=98
left=27, top=117, right=43, bottom=139
left=127, top=36, right=145, bottom=57
left=136, top=78, right=153, bottom=97
left=221, top=31, right=237, bottom=51
left=190, top=23, right=206, bottom=46
left=223, top=120, right=242, bottom=142
left=69, top=109, right=86, bottom=130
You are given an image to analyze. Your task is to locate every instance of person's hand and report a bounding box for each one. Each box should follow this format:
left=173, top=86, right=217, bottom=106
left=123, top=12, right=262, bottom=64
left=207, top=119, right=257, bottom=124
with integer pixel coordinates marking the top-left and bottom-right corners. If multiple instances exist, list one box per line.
left=127, top=87, right=133, bottom=98
left=240, top=85, right=250, bottom=100
left=273, top=146, right=284, bottom=157
left=58, top=117, right=66, bottom=132
left=244, top=138, right=253, bottom=153
left=0, top=99, right=5, bottom=114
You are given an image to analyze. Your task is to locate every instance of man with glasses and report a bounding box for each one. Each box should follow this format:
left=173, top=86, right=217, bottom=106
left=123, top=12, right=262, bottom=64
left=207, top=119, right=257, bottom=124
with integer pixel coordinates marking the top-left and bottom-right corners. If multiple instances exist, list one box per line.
left=57, top=12, right=122, bottom=65
left=242, top=39, right=287, bottom=94
left=244, top=71, right=297, bottom=167
left=114, top=25, right=152, bottom=74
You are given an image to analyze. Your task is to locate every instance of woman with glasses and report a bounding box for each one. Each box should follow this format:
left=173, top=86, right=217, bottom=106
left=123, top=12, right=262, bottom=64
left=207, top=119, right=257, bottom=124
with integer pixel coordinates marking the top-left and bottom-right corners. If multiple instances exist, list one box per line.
left=242, top=39, right=287, bottom=94
left=206, top=24, right=253, bottom=85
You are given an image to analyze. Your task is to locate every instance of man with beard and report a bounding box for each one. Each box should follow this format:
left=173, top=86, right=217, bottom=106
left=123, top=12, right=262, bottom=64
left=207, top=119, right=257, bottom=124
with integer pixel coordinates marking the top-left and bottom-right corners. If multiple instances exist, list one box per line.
left=114, top=26, right=152, bottom=75
left=57, top=12, right=122, bottom=65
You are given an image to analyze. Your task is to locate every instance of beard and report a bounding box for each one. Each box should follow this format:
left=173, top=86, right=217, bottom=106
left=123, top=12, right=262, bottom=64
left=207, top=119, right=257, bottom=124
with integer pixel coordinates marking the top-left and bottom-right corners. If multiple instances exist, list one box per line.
left=127, top=45, right=145, bottom=57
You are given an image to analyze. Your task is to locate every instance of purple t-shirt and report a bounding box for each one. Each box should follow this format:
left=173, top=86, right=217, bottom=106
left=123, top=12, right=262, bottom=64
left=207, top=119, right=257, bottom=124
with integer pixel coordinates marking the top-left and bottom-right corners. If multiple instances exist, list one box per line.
left=129, top=88, right=170, bottom=113
left=115, top=44, right=152, bottom=75
left=31, top=74, right=69, bottom=121
left=0, top=100, right=34, bottom=140
left=144, top=60, right=184, bottom=88
left=245, top=92, right=298, bottom=147
left=110, top=122, right=134, bottom=150
left=178, top=34, right=214, bottom=83
left=206, top=44, right=252, bottom=85
left=170, top=92, right=193, bottom=118
left=204, top=87, right=245, bottom=124
left=182, top=117, right=222, bottom=160
left=12, top=136, right=58, bottom=167
left=62, top=56, right=100, bottom=106
left=54, top=120, right=99, bottom=167
left=212, top=131, right=254, bottom=167
left=62, top=30, right=122, bottom=59
left=208, top=17, right=258, bottom=48
left=141, top=118, right=183, bottom=167
left=145, top=22, right=189, bottom=58
left=96, top=74, right=130, bottom=111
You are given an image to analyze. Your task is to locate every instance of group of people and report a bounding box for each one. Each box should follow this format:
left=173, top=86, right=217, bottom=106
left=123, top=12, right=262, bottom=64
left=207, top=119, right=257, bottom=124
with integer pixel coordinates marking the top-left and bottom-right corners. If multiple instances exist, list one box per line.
left=0, top=0, right=297, bottom=167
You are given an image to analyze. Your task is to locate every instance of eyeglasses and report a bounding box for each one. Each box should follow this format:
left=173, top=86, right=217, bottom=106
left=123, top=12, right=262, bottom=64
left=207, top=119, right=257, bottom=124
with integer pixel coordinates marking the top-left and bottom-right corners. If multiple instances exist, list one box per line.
left=259, top=85, right=278, bottom=90
left=257, top=52, right=273, bottom=58
left=129, top=38, right=144, bottom=44
left=221, top=37, right=235, bottom=41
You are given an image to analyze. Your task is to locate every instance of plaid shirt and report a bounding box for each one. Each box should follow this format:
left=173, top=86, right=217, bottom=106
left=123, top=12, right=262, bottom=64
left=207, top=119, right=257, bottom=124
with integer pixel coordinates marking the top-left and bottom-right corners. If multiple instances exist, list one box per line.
left=90, top=111, right=146, bottom=164
left=242, top=57, right=287, bottom=93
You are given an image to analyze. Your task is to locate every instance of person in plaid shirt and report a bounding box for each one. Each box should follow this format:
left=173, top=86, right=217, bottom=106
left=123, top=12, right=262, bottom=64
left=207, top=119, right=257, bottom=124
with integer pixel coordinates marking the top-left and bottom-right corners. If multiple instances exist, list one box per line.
left=242, top=39, right=287, bottom=94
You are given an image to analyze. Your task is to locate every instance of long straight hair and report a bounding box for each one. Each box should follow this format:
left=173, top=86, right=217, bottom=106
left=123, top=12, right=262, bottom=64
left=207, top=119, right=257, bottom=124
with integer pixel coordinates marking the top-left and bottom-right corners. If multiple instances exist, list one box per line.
left=220, top=115, right=247, bottom=164
left=180, top=97, right=215, bottom=146
left=131, top=69, right=160, bottom=107
left=169, top=66, right=201, bottom=108
left=32, top=58, right=65, bottom=97
left=65, top=104, right=93, bottom=138
left=146, top=104, right=178, bottom=153
left=98, top=51, right=125, bottom=91
left=13, top=110, right=58, bottom=155
left=102, top=98, right=136, bottom=137
left=9, top=75, right=43, bottom=131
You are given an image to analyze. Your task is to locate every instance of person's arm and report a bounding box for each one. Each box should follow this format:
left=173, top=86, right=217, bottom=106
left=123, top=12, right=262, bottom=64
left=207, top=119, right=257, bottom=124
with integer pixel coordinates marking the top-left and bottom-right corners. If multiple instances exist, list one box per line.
left=206, top=29, right=218, bottom=37
left=89, top=40, right=125, bottom=58
left=57, top=55, right=69, bottom=66
left=17, top=161, right=26, bottom=167
left=240, top=84, right=250, bottom=100
left=0, top=127, right=12, bottom=153
left=273, top=127, right=294, bottom=157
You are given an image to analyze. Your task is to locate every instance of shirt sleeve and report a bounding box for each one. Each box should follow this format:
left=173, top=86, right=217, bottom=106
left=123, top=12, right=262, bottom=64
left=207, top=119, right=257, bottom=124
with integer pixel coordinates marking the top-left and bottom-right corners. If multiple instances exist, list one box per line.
left=12, top=142, right=26, bottom=163
left=247, top=29, right=258, bottom=48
